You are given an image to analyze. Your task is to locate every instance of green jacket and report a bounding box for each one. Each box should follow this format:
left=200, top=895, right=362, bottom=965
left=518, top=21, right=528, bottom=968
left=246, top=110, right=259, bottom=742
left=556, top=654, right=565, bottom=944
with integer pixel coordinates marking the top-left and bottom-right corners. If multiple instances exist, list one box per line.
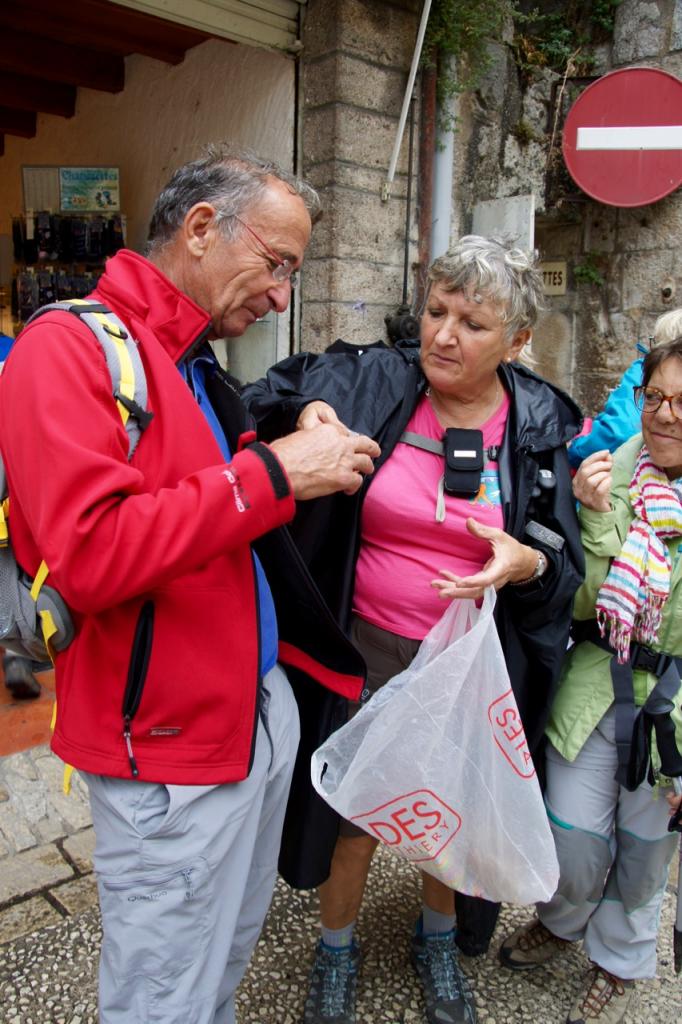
left=546, top=434, right=682, bottom=774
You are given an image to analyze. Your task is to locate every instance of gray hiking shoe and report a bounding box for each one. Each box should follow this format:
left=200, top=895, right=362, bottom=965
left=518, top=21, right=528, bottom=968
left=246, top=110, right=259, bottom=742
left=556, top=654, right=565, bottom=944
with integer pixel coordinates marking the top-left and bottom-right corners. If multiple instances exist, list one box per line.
left=566, top=965, right=634, bottom=1023
left=500, top=918, right=570, bottom=971
left=411, top=929, right=477, bottom=1024
left=303, top=940, right=361, bottom=1023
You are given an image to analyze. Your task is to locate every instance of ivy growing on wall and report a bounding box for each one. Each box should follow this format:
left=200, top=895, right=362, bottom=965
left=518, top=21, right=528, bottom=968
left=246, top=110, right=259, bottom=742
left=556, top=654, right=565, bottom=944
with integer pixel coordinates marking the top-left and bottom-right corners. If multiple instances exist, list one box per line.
left=422, top=0, right=515, bottom=110
left=514, top=0, right=621, bottom=77
left=422, top=0, right=621, bottom=116
left=573, top=252, right=606, bottom=287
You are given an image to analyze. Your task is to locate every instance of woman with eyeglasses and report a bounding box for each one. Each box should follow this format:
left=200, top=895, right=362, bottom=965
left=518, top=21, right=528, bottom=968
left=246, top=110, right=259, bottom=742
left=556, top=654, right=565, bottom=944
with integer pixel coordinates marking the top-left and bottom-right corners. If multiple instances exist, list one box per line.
left=501, top=337, right=682, bottom=1024
left=568, top=308, right=682, bottom=469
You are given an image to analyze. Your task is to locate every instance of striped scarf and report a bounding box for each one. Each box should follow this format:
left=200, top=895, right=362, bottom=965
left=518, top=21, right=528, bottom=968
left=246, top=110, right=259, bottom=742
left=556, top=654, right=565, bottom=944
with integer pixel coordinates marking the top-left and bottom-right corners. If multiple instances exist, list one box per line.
left=595, top=445, right=682, bottom=663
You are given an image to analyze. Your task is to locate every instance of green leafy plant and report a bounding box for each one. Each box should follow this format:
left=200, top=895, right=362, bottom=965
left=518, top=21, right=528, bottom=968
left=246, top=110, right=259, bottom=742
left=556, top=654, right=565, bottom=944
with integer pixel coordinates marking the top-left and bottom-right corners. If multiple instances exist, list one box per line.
left=511, top=119, right=538, bottom=146
left=591, top=0, right=621, bottom=32
left=423, top=0, right=516, bottom=112
left=513, top=1, right=621, bottom=77
left=573, top=252, right=605, bottom=287
left=422, top=0, right=620, bottom=132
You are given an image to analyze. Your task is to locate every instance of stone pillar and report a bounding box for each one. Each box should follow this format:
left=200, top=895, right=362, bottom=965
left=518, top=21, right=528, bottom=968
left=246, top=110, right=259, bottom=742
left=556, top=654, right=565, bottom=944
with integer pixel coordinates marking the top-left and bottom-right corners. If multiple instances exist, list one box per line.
left=300, top=0, right=421, bottom=350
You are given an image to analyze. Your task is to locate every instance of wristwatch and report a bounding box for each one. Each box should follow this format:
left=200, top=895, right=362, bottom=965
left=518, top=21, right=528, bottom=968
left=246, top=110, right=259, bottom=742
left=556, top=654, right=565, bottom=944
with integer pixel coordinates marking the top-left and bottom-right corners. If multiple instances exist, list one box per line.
left=511, top=550, right=549, bottom=586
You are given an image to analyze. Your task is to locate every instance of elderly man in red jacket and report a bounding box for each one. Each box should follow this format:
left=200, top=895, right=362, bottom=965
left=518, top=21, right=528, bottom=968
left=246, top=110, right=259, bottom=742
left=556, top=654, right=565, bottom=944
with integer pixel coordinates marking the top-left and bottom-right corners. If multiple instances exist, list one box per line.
left=0, top=147, right=379, bottom=1024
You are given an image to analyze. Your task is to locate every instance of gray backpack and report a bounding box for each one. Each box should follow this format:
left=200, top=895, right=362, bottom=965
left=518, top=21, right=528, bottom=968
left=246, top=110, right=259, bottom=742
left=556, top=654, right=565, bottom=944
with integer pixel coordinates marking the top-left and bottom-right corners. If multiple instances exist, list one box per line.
left=0, top=300, right=151, bottom=662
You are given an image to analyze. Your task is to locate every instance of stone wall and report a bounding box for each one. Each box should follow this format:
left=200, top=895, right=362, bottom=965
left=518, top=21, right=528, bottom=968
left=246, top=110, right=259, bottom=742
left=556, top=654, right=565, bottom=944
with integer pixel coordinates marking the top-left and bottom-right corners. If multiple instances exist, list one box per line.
left=301, top=0, right=682, bottom=410
left=452, top=0, right=682, bottom=415
left=300, top=0, right=421, bottom=349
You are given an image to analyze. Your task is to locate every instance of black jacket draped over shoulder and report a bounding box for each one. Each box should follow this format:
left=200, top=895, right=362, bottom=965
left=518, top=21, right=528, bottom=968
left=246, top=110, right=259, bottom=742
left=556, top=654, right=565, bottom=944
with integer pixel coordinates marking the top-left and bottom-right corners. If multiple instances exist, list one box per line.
left=243, top=340, right=584, bottom=947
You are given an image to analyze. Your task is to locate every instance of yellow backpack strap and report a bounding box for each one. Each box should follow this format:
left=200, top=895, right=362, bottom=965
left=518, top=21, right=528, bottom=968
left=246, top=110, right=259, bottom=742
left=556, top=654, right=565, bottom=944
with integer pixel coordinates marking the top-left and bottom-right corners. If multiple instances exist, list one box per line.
left=42, top=588, right=73, bottom=795
left=68, top=302, right=136, bottom=427
left=29, top=558, right=50, bottom=601
left=47, top=700, right=73, bottom=794
left=29, top=560, right=58, bottom=659
left=0, top=496, right=9, bottom=547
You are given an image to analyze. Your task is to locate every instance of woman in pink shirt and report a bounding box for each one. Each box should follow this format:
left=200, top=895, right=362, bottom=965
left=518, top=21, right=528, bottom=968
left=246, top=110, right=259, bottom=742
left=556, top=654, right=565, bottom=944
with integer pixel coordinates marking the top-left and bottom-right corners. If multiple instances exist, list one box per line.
left=245, top=236, right=584, bottom=1024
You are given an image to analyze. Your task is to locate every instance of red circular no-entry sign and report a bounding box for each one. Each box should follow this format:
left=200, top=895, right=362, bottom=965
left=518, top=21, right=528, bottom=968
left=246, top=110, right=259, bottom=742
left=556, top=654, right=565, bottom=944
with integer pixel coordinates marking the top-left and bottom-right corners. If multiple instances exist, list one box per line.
left=562, top=67, right=682, bottom=208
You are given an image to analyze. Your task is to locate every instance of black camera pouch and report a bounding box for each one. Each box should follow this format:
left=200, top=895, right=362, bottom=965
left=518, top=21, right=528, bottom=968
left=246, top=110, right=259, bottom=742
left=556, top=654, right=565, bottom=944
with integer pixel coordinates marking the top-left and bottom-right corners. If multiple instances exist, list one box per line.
left=444, top=428, right=484, bottom=497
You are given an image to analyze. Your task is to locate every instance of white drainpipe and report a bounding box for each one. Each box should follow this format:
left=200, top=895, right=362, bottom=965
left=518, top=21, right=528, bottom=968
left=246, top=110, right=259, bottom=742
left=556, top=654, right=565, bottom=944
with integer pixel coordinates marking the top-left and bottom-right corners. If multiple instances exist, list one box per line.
left=430, top=56, right=457, bottom=261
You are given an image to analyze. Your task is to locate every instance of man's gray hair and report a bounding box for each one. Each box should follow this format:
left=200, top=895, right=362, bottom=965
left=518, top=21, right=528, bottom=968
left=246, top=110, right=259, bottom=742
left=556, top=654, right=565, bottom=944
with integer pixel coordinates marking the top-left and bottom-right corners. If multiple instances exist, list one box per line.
left=146, top=144, right=321, bottom=254
left=428, top=235, right=544, bottom=340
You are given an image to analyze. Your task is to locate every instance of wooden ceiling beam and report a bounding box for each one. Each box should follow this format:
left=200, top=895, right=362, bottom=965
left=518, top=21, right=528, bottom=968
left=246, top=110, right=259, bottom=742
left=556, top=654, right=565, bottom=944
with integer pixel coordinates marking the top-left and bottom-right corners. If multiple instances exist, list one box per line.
left=0, top=29, right=124, bottom=93
left=0, top=107, right=37, bottom=139
left=0, top=72, right=76, bottom=119
left=0, top=3, right=202, bottom=66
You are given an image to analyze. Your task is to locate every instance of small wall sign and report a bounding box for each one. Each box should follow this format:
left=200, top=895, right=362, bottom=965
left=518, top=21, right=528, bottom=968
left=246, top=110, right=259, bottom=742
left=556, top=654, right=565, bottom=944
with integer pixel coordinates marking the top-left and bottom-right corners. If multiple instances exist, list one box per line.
left=539, top=261, right=567, bottom=295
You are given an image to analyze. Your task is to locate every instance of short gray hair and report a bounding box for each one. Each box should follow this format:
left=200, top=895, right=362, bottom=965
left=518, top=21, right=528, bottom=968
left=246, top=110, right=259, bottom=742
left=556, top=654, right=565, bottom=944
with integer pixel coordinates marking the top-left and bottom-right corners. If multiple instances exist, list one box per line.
left=653, top=308, right=682, bottom=347
left=428, top=235, right=544, bottom=339
left=146, top=144, right=321, bottom=254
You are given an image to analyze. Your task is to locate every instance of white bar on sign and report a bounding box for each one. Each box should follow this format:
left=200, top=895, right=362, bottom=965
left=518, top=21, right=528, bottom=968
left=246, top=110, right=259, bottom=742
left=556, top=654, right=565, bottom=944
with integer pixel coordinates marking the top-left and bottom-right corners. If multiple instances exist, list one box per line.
left=576, top=125, right=682, bottom=151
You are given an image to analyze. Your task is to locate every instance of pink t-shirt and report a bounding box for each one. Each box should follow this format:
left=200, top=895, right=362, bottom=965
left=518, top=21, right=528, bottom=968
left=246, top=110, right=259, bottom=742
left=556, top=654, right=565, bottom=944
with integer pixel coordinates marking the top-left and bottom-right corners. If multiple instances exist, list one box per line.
left=353, top=391, right=509, bottom=640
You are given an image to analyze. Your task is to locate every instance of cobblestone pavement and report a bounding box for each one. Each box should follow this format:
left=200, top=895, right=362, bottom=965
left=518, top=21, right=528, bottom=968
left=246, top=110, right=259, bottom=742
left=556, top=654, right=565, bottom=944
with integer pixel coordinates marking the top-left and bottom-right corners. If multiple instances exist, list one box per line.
left=1, top=746, right=680, bottom=1024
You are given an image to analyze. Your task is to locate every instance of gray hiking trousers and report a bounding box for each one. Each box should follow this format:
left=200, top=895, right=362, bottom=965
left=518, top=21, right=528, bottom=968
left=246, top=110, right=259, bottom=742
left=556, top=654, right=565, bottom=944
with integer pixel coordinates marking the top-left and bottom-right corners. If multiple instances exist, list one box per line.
left=538, top=705, right=678, bottom=979
left=83, top=663, right=299, bottom=1023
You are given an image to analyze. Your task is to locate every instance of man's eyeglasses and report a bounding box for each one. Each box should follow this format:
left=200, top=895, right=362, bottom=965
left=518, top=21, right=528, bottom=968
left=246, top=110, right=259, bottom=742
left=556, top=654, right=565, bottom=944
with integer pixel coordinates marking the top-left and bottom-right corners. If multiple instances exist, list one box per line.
left=634, top=385, right=682, bottom=420
left=233, top=217, right=299, bottom=288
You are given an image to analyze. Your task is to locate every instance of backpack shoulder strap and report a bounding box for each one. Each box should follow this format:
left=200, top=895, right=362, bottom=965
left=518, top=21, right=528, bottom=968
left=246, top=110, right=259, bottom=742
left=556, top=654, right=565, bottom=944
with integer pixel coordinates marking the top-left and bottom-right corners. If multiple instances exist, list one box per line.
left=26, top=299, right=152, bottom=460
left=400, top=430, right=444, bottom=456
left=400, top=431, right=499, bottom=461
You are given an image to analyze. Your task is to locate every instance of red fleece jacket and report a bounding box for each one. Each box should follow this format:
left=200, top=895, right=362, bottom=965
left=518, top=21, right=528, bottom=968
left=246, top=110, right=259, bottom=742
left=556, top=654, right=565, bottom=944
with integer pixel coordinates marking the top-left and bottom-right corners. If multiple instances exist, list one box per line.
left=0, top=250, right=297, bottom=783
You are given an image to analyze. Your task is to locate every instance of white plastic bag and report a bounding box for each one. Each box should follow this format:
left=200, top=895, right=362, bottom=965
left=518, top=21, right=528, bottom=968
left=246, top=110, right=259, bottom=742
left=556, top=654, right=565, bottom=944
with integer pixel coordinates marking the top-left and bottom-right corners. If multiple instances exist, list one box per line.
left=311, top=587, right=559, bottom=904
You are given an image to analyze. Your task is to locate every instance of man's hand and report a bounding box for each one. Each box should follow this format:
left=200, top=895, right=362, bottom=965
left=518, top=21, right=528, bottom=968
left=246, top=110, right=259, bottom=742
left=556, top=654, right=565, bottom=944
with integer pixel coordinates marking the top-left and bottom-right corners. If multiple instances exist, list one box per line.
left=270, top=424, right=380, bottom=499
left=296, top=400, right=347, bottom=432
left=573, top=450, right=613, bottom=512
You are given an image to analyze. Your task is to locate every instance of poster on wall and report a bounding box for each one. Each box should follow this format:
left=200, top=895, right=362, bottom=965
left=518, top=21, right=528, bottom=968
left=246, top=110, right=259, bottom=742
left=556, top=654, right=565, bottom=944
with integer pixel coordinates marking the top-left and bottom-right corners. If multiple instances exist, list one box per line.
left=22, top=166, right=60, bottom=212
left=59, top=167, right=120, bottom=212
